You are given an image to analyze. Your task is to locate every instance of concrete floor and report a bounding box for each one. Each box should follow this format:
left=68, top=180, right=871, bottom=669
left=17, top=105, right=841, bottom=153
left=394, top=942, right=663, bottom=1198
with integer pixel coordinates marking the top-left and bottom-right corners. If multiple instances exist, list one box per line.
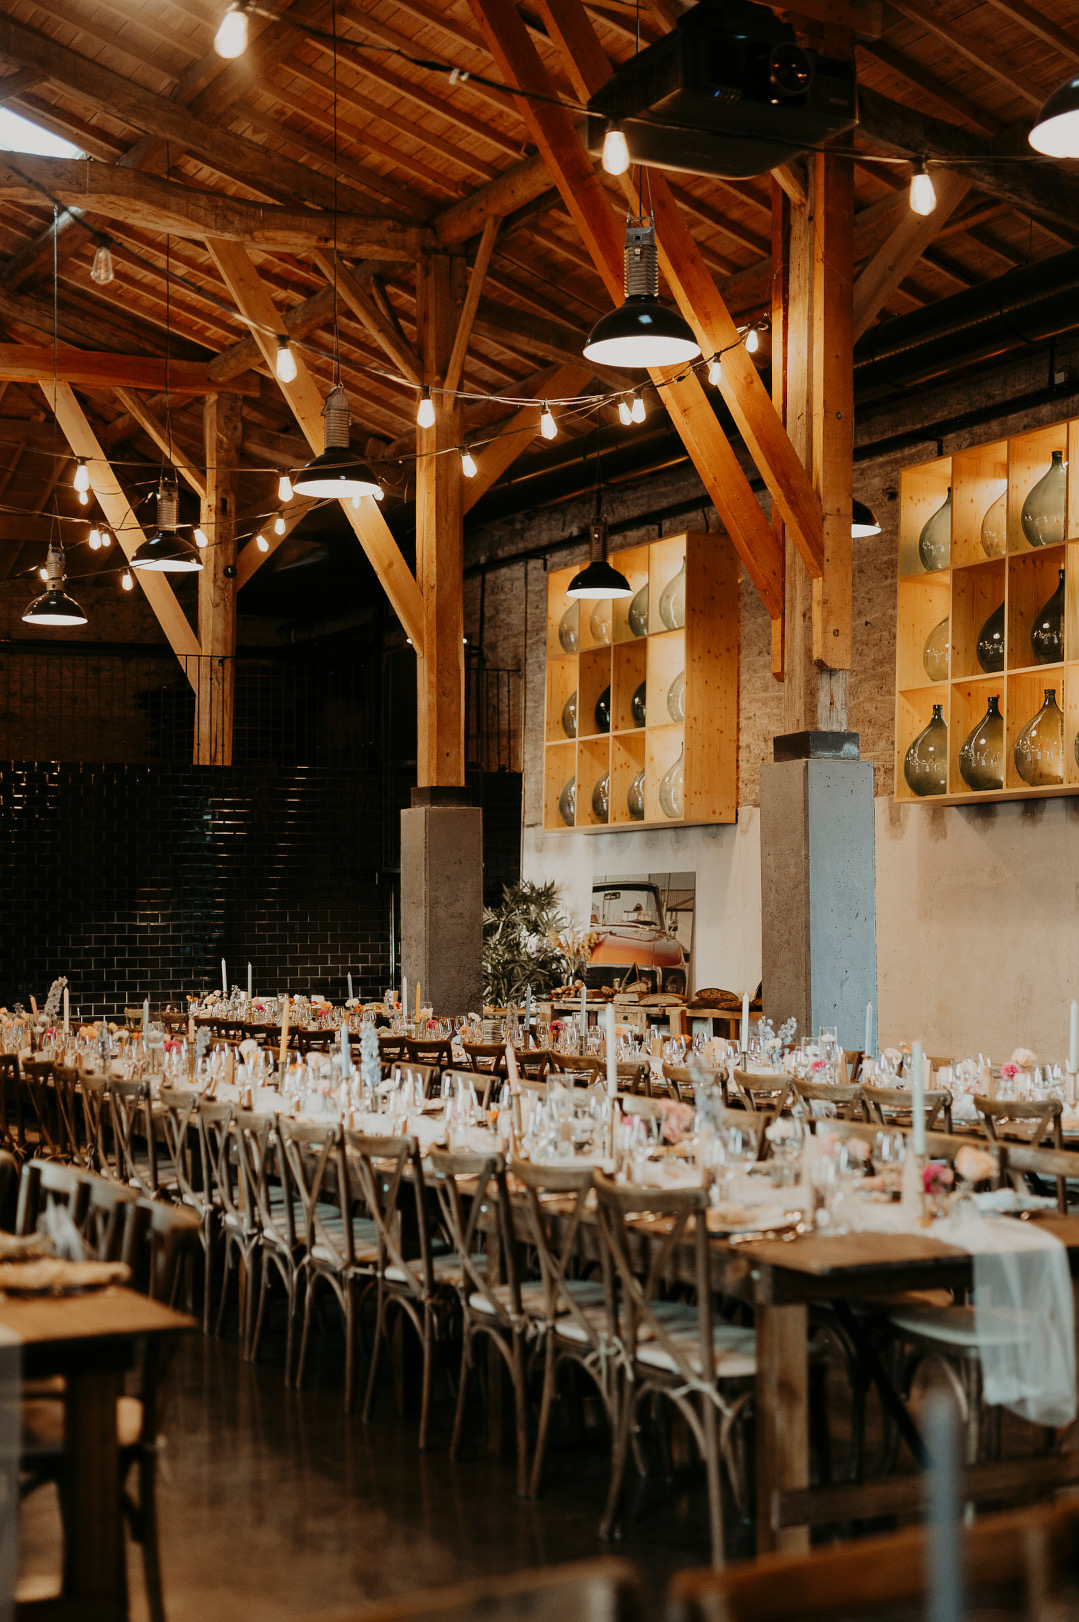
left=18, top=1318, right=733, bottom=1620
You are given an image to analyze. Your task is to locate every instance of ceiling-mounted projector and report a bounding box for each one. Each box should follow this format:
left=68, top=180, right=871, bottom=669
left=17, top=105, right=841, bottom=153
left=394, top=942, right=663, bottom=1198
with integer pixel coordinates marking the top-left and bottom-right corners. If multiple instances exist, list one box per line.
left=585, top=0, right=858, bottom=181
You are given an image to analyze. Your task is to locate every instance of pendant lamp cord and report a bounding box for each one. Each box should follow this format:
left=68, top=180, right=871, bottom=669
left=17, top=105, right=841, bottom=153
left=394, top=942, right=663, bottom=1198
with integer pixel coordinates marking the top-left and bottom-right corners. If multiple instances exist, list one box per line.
left=331, top=0, right=340, bottom=388
left=50, top=203, right=60, bottom=551
left=163, top=143, right=173, bottom=474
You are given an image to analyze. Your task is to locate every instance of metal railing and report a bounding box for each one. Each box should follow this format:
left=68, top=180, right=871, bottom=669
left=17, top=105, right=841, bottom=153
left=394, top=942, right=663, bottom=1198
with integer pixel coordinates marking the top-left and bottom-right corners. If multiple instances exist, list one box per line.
left=466, top=661, right=521, bottom=773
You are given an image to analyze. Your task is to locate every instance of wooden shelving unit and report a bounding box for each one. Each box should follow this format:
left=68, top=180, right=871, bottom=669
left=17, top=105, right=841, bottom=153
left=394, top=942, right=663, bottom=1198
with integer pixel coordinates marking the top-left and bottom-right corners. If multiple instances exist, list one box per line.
left=895, top=421, right=1079, bottom=805
left=543, top=531, right=738, bottom=832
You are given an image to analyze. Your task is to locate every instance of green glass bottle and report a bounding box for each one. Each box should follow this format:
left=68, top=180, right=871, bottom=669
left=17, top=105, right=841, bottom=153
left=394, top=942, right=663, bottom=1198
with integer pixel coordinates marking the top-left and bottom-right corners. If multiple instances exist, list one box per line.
left=918, top=488, right=951, bottom=571
left=1014, top=689, right=1064, bottom=786
left=904, top=705, right=948, bottom=796
left=1030, top=569, right=1065, bottom=665
left=1021, top=451, right=1066, bottom=548
left=976, top=601, right=1005, bottom=673
left=959, top=695, right=1003, bottom=791
left=922, top=617, right=950, bottom=682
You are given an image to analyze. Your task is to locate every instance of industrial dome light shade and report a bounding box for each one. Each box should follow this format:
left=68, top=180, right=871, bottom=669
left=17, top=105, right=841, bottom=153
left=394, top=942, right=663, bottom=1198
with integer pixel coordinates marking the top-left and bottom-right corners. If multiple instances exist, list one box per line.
left=566, top=521, right=632, bottom=600
left=1029, top=74, right=1079, bottom=157
left=130, top=473, right=203, bottom=573
left=583, top=218, right=701, bottom=369
left=852, top=498, right=881, bottom=538
left=293, top=384, right=383, bottom=500
left=22, top=543, right=88, bottom=626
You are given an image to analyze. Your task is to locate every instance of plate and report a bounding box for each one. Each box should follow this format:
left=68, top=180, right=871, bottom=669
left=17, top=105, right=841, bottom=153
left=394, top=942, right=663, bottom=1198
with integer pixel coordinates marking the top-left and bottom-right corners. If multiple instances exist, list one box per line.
left=706, top=1204, right=802, bottom=1235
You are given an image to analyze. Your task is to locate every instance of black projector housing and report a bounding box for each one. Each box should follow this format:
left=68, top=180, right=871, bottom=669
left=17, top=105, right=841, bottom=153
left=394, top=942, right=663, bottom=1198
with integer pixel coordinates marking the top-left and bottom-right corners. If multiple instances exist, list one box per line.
left=584, top=0, right=858, bottom=181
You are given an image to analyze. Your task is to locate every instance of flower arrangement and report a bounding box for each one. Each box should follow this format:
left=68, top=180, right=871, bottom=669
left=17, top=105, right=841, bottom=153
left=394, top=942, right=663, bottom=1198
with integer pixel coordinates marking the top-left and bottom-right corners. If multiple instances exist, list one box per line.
left=1000, top=1047, right=1037, bottom=1082
left=809, top=1058, right=829, bottom=1075
left=955, top=1144, right=996, bottom=1184
left=757, top=1015, right=797, bottom=1054
left=922, top=1162, right=954, bottom=1196
left=657, top=1098, right=695, bottom=1144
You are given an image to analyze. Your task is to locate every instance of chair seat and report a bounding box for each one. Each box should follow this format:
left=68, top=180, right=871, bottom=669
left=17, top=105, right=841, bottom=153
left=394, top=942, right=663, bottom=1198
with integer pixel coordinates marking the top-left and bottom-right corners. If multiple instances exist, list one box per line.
left=22, top=1394, right=143, bottom=1456
left=469, top=1277, right=606, bottom=1319
left=385, top=1251, right=471, bottom=1287
left=633, top=1306, right=758, bottom=1379
left=888, top=1303, right=1029, bottom=1348
left=310, top=1215, right=379, bottom=1268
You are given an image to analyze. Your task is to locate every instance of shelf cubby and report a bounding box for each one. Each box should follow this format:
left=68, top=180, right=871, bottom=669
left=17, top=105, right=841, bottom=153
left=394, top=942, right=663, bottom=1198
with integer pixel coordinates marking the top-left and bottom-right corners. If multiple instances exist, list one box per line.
left=952, top=440, right=1007, bottom=568
left=948, top=678, right=1004, bottom=797
left=1008, top=423, right=1068, bottom=555
left=951, top=559, right=1004, bottom=681
left=612, top=639, right=647, bottom=733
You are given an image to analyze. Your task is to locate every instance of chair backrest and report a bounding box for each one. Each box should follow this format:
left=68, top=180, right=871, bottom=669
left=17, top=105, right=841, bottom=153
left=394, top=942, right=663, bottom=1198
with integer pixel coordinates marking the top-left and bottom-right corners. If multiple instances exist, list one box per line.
left=426, top=1149, right=521, bottom=1323
left=344, top=1131, right=434, bottom=1298
left=198, top=1099, right=252, bottom=1234
left=404, top=1037, right=452, bottom=1068
left=78, top=1073, right=112, bottom=1179
left=547, top=1059, right=605, bottom=1088
left=130, top=1196, right=201, bottom=1302
left=108, top=1079, right=159, bottom=1195
left=0, top=1147, right=17, bottom=1228
left=20, top=1060, right=67, bottom=1160
left=861, top=1083, right=952, bottom=1133
left=51, top=1064, right=89, bottom=1165
left=238, top=1113, right=298, bottom=1255
left=377, top=1034, right=408, bottom=1063
left=731, top=1070, right=790, bottom=1113
left=313, top=1558, right=643, bottom=1622
left=159, top=1087, right=211, bottom=1214
left=662, top=1063, right=726, bottom=1107
left=516, top=1048, right=554, bottom=1082
left=0, top=1053, right=24, bottom=1157
left=974, top=1093, right=1063, bottom=1148
left=279, top=1119, right=359, bottom=1270
left=510, top=1159, right=608, bottom=1349
left=618, top=1093, right=665, bottom=1121
left=461, top=1041, right=509, bottom=1076
left=391, top=1060, right=438, bottom=1100
left=616, top=1059, right=649, bottom=1094
left=790, top=1079, right=865, bottom=1120
left=16, top=1157, right=140, bottom=1263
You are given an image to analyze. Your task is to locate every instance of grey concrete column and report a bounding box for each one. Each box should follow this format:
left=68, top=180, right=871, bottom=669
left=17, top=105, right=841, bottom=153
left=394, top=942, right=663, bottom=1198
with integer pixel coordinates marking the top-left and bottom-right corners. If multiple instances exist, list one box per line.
left=759, top=732, right=877, bottom=1052
left=401, top=789, right=483, bottom=1016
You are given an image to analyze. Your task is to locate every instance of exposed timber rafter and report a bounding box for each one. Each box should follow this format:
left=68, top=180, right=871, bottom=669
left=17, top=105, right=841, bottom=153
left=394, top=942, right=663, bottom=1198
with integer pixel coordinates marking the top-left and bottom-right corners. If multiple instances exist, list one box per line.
left=112, top=387, right=207, bottom=499
left=0, top=345, right=257, bottom=394
left=853, top=171, right=972, bottom=339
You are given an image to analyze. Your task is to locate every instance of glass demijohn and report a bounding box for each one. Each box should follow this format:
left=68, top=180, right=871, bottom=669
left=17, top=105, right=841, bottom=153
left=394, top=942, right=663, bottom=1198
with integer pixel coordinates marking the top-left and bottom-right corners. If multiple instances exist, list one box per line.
left=628, top=582, right=649, bottom=637
left=658, top=747, right=684, bottom=819
left=1020, top=451, right=1066, bottom=548
left=558, top=777, right=577, bottom=827
left=594, top=685, right=611, bottom=733
left=627, top=768, right=645, bottom=820
left=667, top=668, right=685, bottom=722
left=558, top=601, right=579, bottom=653
left=980, top=485, right=1007, bottom=558
left=1014, top=689, right=1064, bottom=786
left=560, top=689, right=577, bottom=739
left=959, top=695, right=1004, bottom=791
left=658, top=559, right=686, bottom=629
left=922, top=617, right=950, bottom=682
left=592, top=772, right=610, bottom=823
left=631, top=681, right=647, bottom=727
left=589, top=599, right=613, bottom=645
left=976, top=601, right=1006, bottom=673
left=1030, top=569, right=1065, bottom=665
left=918, top=488, right=951, bottom=572
left=904, top=705, right=948, bottom=797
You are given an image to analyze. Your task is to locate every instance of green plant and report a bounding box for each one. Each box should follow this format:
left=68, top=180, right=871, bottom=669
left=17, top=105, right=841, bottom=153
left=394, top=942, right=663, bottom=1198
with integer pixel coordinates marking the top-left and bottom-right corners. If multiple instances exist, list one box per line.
left=482, top=881, right=571, bottom=1007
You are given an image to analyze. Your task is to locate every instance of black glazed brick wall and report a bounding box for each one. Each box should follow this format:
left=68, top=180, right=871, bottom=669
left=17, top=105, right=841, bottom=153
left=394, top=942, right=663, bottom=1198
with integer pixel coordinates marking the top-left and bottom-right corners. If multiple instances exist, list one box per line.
left=0, top=764, right=522, bottom=1017
left=0, top=764, right=393, bottom=1016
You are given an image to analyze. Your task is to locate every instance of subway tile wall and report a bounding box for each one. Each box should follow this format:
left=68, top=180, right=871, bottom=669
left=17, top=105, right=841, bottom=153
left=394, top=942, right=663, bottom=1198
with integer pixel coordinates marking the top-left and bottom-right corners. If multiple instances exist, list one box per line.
left=0, top=764, right=521, bottom=1018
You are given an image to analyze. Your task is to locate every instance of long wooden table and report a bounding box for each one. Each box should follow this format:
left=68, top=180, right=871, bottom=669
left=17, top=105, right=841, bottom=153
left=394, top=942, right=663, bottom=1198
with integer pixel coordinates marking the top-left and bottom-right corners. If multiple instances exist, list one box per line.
left=2, top=1285, right=194, bottom=1622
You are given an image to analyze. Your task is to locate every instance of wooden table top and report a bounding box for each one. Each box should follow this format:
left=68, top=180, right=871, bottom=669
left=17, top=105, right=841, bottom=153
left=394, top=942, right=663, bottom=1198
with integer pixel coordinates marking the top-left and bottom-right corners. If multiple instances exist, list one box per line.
left=0, top=1284, right=195, bottom=1348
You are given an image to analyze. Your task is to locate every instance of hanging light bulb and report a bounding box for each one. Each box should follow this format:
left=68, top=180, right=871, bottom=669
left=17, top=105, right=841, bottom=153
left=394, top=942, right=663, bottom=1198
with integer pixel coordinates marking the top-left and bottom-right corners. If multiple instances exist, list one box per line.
left=416, top=388, right=436, bottom=429
left=461, top=448, right=478, bottom=478
left=23, top=543, right=88, bottom=626
left=88, top=526, right=101, bottom=551
left=618, top=399, right=632, bottom=426
left=100, top=528, right=111, bottom=549
left=540, top=402, right=557, bottom=440
left=122, top=569, right=133, bottom=591
left=744, top=326, right=760, bottom=355
left=90, top=239, right=114, bottom=286
left=214, top=1, right=249, bottom=57
left=630, top=390, right=646, bottom=424
left=707, top=355, right=723, bottom=387
left=602, top=122, right=630, bottom=176
left=278, top=472, right=293, bottom=503
left=274, top=512, right=286, bottom=535
left=194, top=527, right=209, bottom=548
left=909, top=160, right=937, bottom=216
left=73, top=459, right=90, bottom=494
left=130, top=473, right=203, bottom=572
left=256, top=533, right=269, bottom=552
left=583, top=217, right=700, bottom=368
left=1030, top=74, right=1079, bottom=156
left=293, top=384, right=383, bottom=500
left=38, top=567, right=47, bottom=582
left=275, top=336, right=297, bottom=383
left=77, top=490, right=89, bottom=506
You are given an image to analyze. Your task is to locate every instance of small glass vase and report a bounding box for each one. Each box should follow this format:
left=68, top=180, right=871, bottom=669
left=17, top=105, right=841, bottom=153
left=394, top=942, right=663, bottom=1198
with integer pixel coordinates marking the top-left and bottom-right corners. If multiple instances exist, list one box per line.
left=1030, top=569, right=1065, bottom=665
left=1014, top=688, right=1064, bottom=786
left=590, top=599, right=613, bottom=645
left=959, top=695, right=1003, bottom=791
left=658, top=559, right=686, bottom=629
left=667, top=668, right=685, bottom=722
left=976, top=600, right=1006, bottom=673
left=631, top=681, right=647, bottom=727
left=658, top=747, right=684, bottom=818
left=918, top=488, right=951, bottom=572
left=592, top=772, right=609, bottom=823
left=628, top=582, right=648, bottom=637
left=904, top=705, right=948, bottom=797
left=594, top=685, right=611, bottom=734
left=980, top=485, right=1007, bottom=558
left=558, top=776, right=576, bottom=827
left=558, top=601, right=579, bottom=653
left=560, top=689, right=577, bottom=739
left=922, top=617, right=950, bottom=682
left=627, top=769, right=645, bottom=821
left=1021, top=450, right=1066, bottom=548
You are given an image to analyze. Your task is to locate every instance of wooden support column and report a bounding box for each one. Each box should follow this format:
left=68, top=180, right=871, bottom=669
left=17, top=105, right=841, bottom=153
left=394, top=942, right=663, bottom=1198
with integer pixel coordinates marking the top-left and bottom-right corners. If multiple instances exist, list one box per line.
left=197, top=392, right=240, bottom=765
left=415, top=254, right=467, bottom=786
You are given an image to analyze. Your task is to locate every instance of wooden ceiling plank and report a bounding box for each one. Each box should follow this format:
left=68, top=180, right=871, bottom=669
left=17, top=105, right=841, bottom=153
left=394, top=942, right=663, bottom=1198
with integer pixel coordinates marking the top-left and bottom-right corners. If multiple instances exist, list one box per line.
left=446, top=218, right=499, bottom=394
left=43, top=381, right=201, bottom=666
left=981, top=0, right=1079, bottom=67
left=205, top=236, right=425, bottom=652
left=311, top=251, right=423, bottom=387
left=528, top=0, right=823, bottom=578
left=112, top=387, right=207, bottom=499
left=468, top=0, right=785, bottom=615
left=853, top=169, right=972, bottom=339
left=856, top=41, right=1001, bottom=137
left=884, top=0, right=1047, bottom=107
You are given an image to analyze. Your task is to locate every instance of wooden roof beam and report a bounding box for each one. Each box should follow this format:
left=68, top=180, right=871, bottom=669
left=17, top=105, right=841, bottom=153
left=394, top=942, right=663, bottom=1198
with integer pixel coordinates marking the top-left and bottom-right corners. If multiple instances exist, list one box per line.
left=856, top=41, right=1000, bottom=138
left=884, top=0, right=1048, bottom=106
left=312, top=252, right=423, bottom=387
left=463, top=362, right=594, bottom=511
left=206, top=237, right=425, bottom=653
left=446, top=219, right=499, bottom=395
left=853, top=170, right=972, bottom=339
left=112, top=388, right=207, bottom=500
left=0, top=345, right=257, bottom=395
left=982, top=0, right=1079, bottom=65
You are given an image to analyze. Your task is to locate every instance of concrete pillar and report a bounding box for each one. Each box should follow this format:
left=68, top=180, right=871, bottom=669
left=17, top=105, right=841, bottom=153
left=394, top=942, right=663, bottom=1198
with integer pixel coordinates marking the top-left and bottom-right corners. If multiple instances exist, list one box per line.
left=759, top=732, right=877, bottom=1052
left=400, top=789, right=483, bottom=1017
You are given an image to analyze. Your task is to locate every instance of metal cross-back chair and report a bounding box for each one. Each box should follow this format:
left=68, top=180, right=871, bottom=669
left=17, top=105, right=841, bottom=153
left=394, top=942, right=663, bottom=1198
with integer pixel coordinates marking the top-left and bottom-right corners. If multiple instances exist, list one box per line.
left=973, top=1093, right=1067, bottom=1210
left=279, top=1118, right=380, bottom=1411
left=861, top=1082, right=953, bottom=1134
left=509, top=1158, right=613, bottom=1499
left=158, top=1086, right=217, bottom=1331
left=349, top=1130, right=457, bottom=1449
left=591, top=1173, right=758, bottom=1568
left=426, top=1147, right=531, bottom=1496
left=243, top=1112, right=305, bottom=1386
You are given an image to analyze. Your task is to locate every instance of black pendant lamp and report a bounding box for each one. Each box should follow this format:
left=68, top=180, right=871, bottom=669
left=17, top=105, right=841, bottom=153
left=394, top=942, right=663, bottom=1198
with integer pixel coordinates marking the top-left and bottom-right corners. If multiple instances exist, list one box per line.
left=567, top=520, right=632, bottom=600
left=583, top=218, right=701, bottom=369
left=1029, top=75, right=1079, bottom=157
left=131, top=473, right=203, bottom=573
left=852, top=499, right=881, bottom=538
left=23, top=543, right=87, bottom=626
left=293, top=384, right=383, bottom=500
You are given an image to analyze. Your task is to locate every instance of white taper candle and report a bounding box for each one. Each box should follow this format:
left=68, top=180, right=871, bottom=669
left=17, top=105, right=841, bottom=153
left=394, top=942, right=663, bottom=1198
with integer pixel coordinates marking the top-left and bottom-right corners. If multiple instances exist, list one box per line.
left=605, top=1001, right=617, bottom=1097
left=911, top=1039, right=926, bottom=1156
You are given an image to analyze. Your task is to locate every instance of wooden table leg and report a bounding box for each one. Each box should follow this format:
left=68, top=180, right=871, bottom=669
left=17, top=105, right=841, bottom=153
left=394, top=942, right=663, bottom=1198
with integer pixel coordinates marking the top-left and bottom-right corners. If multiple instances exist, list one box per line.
left=755, top=1301, right=810, bottom=1554
left=61, top=1367, right=126, bottom=1615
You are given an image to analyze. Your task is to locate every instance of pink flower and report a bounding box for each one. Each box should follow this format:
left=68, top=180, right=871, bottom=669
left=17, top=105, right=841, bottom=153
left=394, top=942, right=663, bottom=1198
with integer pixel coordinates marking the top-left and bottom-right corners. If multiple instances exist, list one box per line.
left=1000, top=1061, right=1020, bottom=1081
left=922, top=1162, right=954, bottom=1196
left=809, top=1058, right=828, bottom=1075
left=955, top=1144, right=996, bottom=1184
left=164, top=1039, right=182, bottom=1054
left=658, top=1098, right=695, bottom=1144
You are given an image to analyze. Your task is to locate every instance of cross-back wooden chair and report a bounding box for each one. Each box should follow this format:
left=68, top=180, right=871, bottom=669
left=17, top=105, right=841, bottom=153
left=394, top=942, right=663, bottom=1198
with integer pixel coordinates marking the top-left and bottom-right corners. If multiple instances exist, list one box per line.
left=790, top=1079, right=866, bottom=1121
left=51, top=1064, right=90, bottom=1166
left=731, top=1070, right=790, bottom=1119
left=242, top=1112, right=305, bottom=1387
left=390, top=1060, right=439, bottom=1100
left=377, top=1033, right=409, bottom=1065
left=662, top=1063, right=727, bottom=1107
left=974, top=1093, right=1066, bottom=1209
left=592, top=1173, right=759, bottom=1567
left=19, top=1061, right=68, bottom=1161
left=109, top=1079, right=174, bottom=1198
left=426, top=1148, right=530, bottom=1496
left=516, top=1047, right=554, bottom=1082
left=615, top=1059, right=650, bottom=1095
left=199, top=1099, right=260, bottom=1350
left=861, top=1083, right=953, bottom=1134
left=158, top=1086, right=216, bottom=1330
left=279, top=1118, right=379, bottom=1411
left=547, top=1058, right=605, bottom=1088
left=404, top=1035, right=453, bottom=1070
left=460, top=1041, right=510, bottom=1083
left=0, top=1054, right=26, bottom=1159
